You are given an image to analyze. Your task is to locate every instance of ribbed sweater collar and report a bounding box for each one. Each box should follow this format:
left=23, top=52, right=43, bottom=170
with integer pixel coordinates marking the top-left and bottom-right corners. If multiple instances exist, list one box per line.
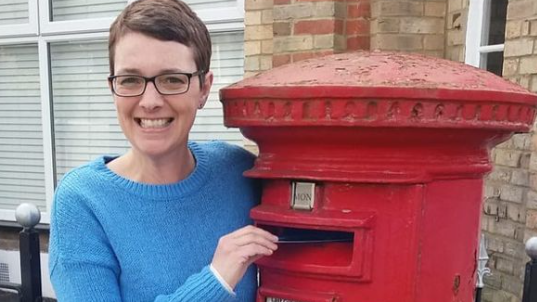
left=91, top=141, right=211, bottom=200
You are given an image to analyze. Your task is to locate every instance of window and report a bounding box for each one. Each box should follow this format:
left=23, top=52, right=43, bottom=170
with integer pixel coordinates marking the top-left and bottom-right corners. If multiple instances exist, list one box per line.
left=51, top=0, right=128, bottom=21
left=0, top=0, right=38, bottom=37
left=465, top=0, right=508, bottom=76
left=0, top=0, right=245, bottom=223
left=0, top=44, right=46, bottom=212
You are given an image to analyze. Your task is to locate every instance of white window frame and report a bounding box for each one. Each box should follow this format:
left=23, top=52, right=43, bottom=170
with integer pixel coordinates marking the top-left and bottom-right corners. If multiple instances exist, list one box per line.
left=40, top=0, right=129, bottom=35
left=39, top=0, right=244, bottom=35
left=0, top=0, right=39, bottom=38
left=465, top=0, right=505, bottom=69
left=0, top=0, right=244, bottom=224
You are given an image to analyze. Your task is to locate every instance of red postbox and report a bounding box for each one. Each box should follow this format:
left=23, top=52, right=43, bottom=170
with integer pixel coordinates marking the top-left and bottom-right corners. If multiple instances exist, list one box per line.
left=220, top=52, right=537, bottom=302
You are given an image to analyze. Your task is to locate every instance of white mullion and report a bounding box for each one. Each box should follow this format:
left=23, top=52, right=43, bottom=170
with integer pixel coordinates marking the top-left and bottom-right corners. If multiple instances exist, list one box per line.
left=481, top=0, right=492, bottom=47
left=0, top=36, right=38, bottom=45
left=40, top=18, right=116, bottom=36
left=478, top=0, right=493, bottom=69
left=41, top=31, right=109, bottom=43
left=38, top=37, right=54, bottom=224
left=465, top=0, right=486, bottom=67
left=38, top=0, right=52, bottom=33
left=29, top=0, right=39, bottom=34
left=0, top=25, right=34, bottom=38
left=479, top=44, right=505, bottom=54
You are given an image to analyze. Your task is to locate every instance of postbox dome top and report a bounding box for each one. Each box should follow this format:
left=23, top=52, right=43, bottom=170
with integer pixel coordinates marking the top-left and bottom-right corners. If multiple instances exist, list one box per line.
left=220, top=51, right=537, bottom=132
left=222, top=51, right=536, bottom=103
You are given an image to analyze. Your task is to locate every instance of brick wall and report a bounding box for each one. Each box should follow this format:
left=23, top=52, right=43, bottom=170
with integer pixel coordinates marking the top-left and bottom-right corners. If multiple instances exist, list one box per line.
left=445, top=0, right=468, bottom=62
left=244, top=0, right=274, bottom=78
left=370, top=0, right=446, bottom=57
left=0, top=228, right=49, bottom=252
left=482, top=135, right=532, bottom=302
left=481, top=1, right=537, bottom=301
left=272, top=0, right=370, bottom=67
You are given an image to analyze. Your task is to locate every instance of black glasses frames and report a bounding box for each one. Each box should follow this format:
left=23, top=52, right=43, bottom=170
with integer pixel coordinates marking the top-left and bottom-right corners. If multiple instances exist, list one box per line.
left=108, top=70, right=205, bottom=97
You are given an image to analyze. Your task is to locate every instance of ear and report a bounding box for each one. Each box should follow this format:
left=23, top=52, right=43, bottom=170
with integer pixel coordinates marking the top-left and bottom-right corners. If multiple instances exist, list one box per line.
left=198, top=71, right=214, bottom=109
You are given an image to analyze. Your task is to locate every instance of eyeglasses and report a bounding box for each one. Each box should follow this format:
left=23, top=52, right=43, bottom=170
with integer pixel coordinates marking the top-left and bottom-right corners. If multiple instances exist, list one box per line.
left=108, top=71, right=204, bottom=97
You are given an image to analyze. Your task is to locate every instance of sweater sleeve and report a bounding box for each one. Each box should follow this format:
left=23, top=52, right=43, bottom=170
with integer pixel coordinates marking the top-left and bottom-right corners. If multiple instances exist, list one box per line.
left=48, top=174, right=124, bottom=302
left=154, top=266, right=234, bottom=302
left=49, top=173, right=236, bottom=302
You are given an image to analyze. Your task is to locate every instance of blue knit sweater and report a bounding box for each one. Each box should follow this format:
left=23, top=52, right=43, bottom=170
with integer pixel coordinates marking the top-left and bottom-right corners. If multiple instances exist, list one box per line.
left=49, top=141, right=259, bottom=302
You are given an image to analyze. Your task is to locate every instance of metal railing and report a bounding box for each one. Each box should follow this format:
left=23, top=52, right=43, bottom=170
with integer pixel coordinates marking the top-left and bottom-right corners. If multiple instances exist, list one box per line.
left=523, top=237, right=537, bottom=302
left=0, top=203, right=43, bottom=302
left=475, top=235, right=537, bottom=302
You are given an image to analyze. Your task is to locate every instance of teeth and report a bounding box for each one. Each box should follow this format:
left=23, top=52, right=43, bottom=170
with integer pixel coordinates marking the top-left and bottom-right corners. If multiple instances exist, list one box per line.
left=139, top=119, right=171, bottom=129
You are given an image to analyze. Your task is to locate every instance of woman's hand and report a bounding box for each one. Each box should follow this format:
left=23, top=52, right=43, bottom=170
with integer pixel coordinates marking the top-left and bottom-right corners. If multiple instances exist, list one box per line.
left=211, top=225, right=278, bottom=289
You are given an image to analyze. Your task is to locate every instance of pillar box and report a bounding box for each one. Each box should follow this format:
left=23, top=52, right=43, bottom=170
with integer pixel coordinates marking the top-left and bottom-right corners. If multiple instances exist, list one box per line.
left=219, top=51, right=537, bottom=302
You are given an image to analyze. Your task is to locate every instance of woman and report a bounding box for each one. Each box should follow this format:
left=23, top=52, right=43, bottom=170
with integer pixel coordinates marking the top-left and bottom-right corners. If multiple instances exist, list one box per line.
left=48, top=0, right=278, bottom=301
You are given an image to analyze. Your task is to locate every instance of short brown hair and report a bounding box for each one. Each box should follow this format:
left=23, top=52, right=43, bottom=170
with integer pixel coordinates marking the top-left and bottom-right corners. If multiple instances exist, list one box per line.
left=108, top=0, right=211, bottom=79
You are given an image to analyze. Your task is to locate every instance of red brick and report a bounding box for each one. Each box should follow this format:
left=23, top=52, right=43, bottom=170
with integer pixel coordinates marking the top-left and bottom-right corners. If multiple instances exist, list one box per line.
left=274, top=0, right=290, bottom=4
left=295, top=19, right=342, bottom=35
left=296, top=0, right=343, bottom=2
left=335, top=19, right=344, bottom=35
left=346, top=19, right=370, bottom=35
left=348, top=2, right=371, bottom=18
left=347, top=36, right=370, bottom=50
left=292, top=50, right=334, bottom=62
left=273, top=54, right=291, bottom=67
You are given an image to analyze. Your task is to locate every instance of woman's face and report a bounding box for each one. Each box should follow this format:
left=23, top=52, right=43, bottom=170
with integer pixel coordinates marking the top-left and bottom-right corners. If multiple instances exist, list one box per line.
left=111, top=32, right=212, bottom=159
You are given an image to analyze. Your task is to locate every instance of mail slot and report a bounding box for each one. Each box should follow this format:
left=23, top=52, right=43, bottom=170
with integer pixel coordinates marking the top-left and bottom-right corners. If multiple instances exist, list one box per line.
left=220, top=52, right=537, bottom=301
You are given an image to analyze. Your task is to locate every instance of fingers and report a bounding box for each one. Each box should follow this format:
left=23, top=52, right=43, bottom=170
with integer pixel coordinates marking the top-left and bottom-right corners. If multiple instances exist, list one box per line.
left=222, top=225, right=278, bottom=252
left=230, top=225, right=278, bottom=242
left=236, top=241, right=275, bottom=265
left=211, top=225, right=278, bottom=289
left=232, top=232, right=278, bottom=250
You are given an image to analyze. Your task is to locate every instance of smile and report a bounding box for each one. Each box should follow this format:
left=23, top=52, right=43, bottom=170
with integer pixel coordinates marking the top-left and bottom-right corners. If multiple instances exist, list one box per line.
left=135, top=118, right=174, bottom=129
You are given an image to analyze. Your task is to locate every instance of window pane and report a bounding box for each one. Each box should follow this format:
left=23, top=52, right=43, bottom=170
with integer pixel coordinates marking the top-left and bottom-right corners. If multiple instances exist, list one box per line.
left=191, top=32, right=244, bottom=144
left=487, top=0, right=507, bottom=45
left=0, top=0, right=29, bottom=25
left=184, top=0, right=236, bottom=10
left=51, top=0, right=127, bottom=21
left=484, top=52, right=504, bottom=76
left=0, top=44, right=46, bottom=211
left=50, top=40, right=130, bottom=181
